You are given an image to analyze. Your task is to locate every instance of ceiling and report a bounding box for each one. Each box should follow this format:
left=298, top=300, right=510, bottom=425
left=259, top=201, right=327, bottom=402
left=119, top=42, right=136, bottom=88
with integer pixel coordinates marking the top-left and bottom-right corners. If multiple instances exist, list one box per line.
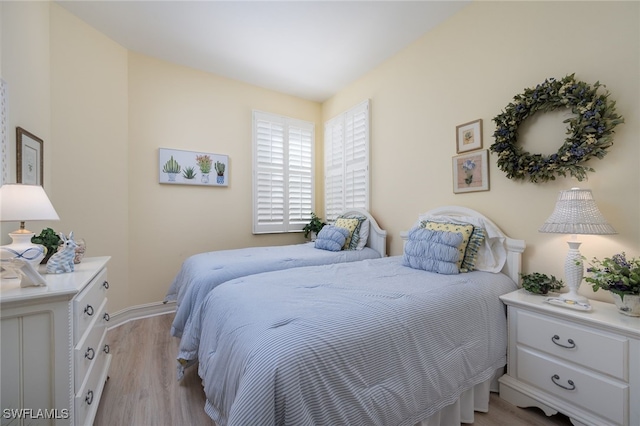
left=56, top=1, right=470, bottom=102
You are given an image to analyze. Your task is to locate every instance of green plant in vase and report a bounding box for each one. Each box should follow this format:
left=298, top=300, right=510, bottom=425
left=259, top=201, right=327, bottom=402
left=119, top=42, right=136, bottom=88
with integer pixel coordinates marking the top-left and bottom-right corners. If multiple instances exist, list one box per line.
left=182, top=166, right=197, bottom=180
left=162, top=155, right=181, bottom=182
left=302, top=212, right=326, bottom=239
left=31, top=227, right=61, bottom=263
left=520, top=272, right=564, bottom=295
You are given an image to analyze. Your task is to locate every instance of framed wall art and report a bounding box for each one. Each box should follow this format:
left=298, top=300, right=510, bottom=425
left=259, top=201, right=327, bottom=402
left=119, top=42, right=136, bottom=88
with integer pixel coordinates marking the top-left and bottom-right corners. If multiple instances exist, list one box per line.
left=17, top=127, right=43, bottom=186
left=453, top=149, right=489, bottom=194
left=159, top=148, right=229, bottom=187
left=456, top=119, right=483, bottom=153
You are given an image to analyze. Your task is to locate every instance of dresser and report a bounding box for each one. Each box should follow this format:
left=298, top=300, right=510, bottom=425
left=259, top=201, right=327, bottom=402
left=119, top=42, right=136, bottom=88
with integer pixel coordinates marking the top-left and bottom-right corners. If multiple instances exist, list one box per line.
left=1, top=256, right=112, bottom=425
left=499, top=289, right=640, bottom=426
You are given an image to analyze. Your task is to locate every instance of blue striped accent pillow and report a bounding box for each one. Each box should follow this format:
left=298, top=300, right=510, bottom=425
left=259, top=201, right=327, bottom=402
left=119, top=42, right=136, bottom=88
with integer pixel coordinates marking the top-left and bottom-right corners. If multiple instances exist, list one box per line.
left=402, top=227, right=462, bottom=275
left=315, top=225, right=350, bottom=251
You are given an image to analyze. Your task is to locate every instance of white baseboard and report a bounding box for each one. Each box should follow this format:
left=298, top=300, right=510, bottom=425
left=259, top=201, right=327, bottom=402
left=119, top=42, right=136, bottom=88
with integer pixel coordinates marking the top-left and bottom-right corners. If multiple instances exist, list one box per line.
left=107, top=300, right=176, bottom=330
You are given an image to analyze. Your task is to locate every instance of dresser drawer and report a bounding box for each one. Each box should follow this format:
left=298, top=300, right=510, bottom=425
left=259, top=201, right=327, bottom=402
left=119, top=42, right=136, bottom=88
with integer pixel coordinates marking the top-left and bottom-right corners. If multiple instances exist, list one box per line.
left=516, top=309, right=628, bottom=380
left=73, top=268, right=109, bottom=343
left=74, top=298, right=109, bottom=389
left=75, top=341, right=112, bottom=426
left=517, top=346, right=627, bottom=425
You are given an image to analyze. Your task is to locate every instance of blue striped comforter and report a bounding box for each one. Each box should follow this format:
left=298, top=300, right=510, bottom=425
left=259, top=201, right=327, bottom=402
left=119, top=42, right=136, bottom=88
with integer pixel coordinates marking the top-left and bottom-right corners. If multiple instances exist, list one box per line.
left=196, top=256, right=517, bottom=426
left=167, top=242, right=381, bottom=359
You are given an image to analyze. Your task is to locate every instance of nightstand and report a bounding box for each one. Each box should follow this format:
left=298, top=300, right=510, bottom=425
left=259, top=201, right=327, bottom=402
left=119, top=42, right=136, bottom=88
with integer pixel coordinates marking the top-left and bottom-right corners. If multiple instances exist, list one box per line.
left=1, top=256, right=112, bottom=425
left=499, top=289, right=640, bottom=426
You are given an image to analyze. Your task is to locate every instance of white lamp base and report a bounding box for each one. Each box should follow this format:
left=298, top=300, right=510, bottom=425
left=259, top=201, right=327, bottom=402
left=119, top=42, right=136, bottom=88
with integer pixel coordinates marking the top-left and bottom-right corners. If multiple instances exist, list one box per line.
left=561, top=239, right=589, bottom=305
left=0, top=230, right=46, bottom=273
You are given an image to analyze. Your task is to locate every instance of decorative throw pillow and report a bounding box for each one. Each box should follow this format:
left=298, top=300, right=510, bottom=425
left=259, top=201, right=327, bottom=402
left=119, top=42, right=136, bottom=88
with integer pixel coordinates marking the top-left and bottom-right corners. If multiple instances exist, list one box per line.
left=334, top=216, right=363, bottom=250
left=315, top=225, right=350, bottom=252
left=460, top=226, right=486, bottom=272
left=421, top=220, right=474, bottom=270
left=402, top=227, right=462, bottom=275
left=355, top=219, right=370, bottom=250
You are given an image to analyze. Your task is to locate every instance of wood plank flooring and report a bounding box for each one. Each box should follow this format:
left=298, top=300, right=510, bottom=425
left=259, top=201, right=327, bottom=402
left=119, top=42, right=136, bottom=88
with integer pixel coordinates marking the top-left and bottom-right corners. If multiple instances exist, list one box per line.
left=94, top=313, right=573, bottom=426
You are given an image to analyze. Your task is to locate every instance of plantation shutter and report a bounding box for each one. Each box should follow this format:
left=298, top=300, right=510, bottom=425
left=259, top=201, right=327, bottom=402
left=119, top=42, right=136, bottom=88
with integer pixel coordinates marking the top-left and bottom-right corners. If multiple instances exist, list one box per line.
left=324, top=99, right=370, bottom=222
left=253, top=111, right=314, bottom=234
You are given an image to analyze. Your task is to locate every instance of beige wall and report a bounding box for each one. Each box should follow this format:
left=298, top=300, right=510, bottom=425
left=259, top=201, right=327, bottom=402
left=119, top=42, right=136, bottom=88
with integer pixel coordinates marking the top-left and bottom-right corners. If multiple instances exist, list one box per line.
left=324, top=1, right=639, bottom=302
left=127, top=53, right=321, bottom=307
left=2, top=2, right=638, bottom=310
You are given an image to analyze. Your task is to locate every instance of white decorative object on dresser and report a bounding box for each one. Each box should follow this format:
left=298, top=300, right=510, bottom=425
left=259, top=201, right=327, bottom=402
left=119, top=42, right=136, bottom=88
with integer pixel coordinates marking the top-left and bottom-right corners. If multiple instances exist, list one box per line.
left=500, top=289, right=640, bottom=426
left=0, top=256, right=112, bottom=425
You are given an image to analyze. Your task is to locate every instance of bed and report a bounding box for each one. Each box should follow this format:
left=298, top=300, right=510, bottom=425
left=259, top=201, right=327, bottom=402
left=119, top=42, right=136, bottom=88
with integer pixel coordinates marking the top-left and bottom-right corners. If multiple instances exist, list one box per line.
left=186, top=206, right=525, bottom=426
left=166, top=209, right=386, bottom=364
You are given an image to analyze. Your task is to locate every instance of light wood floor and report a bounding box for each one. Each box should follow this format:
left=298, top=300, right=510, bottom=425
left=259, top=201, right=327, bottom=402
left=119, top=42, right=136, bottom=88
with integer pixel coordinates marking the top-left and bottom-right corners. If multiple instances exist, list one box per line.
left=94, top=313, right=573, bottom=426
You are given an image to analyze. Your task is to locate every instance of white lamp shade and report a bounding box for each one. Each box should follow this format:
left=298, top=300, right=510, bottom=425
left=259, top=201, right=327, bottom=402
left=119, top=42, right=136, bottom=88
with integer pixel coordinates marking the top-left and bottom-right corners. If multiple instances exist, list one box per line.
left=0, top=184, right=60, bottom=222
left=539, top=188, right=616, bottom=235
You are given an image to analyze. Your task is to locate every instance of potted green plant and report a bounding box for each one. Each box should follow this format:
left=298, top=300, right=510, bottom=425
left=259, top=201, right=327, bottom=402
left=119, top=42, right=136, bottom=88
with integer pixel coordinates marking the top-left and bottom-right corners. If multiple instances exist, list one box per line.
left=31, top=227, right=61, bottom=264
left=520, top=272, right=564, bottom=295
left=302, top=212, right=326, bottom=240
left=584, top=253, right=640, bottom=316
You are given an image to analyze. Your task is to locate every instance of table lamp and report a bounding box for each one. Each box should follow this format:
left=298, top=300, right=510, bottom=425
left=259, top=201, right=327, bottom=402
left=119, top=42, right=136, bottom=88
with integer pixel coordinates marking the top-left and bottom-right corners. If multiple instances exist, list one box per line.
left=539, top=187, right=616, bottom=306
left=0, top=184, right=60, bottom=267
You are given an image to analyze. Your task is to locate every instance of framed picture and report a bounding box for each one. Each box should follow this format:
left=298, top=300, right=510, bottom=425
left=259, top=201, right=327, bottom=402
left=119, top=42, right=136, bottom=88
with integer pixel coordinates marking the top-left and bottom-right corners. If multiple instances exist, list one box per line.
left=453, top=149, right=489, bottom=193
left=17, top=127, right=43, bottom=186
left=159, top=148, right=229, bottom=187
left=456, top=119, right=483, bottom=153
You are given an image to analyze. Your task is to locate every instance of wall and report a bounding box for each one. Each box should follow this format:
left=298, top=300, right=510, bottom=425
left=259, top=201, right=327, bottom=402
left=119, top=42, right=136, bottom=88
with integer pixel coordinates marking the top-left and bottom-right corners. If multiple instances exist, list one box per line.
left=127, top=54, right=321, bottom=307
left=323, top=1, right=639, bottom=302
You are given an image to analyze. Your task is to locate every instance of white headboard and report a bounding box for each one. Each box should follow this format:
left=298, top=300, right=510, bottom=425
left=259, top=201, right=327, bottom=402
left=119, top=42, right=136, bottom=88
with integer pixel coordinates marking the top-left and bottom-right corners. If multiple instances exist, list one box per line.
left=340, top=208, right=387, bottom=258
left=403, top=206, right=525, bottom=284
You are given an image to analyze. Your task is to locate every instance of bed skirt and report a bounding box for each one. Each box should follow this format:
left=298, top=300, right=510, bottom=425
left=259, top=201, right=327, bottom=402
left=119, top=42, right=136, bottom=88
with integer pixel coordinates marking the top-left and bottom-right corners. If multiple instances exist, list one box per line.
left=416, top=369, right=502, bottom=426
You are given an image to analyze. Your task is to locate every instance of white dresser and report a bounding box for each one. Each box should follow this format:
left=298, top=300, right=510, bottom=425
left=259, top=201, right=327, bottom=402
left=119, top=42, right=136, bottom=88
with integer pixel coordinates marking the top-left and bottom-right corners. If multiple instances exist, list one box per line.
left=499, top=289, right=640, bottom=426
left=1, top=256, right=112, bottom=426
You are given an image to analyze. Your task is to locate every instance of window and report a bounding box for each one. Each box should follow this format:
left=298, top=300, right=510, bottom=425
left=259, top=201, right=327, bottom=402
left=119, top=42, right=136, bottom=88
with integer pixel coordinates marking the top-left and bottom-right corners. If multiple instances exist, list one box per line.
left=324, top=99, right=370, bottom=222
left=252, top=111, right=314, bottom=234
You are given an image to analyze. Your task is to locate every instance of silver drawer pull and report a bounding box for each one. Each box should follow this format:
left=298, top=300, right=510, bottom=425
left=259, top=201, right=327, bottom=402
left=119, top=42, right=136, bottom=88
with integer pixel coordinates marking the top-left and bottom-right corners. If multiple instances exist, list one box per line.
left=551, top=334, right=575, bottom=349
left=85, top=390, right=94, bottom=405
left=85, top=347, right=95, bottom=360
left=103, top=280, right=109, bottom=290
left=551, top=374, right=576, bottom=391
left=84, top=304, right=94, bottom=316
left=103, top=344, right=110, bottom=354
left=103, top=312, right=110, bottom=322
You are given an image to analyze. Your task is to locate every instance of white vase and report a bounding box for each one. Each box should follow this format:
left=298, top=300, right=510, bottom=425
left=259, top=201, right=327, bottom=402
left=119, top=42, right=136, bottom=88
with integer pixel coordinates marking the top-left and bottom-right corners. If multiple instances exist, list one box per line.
left=611, top=293, right=640, bottom=317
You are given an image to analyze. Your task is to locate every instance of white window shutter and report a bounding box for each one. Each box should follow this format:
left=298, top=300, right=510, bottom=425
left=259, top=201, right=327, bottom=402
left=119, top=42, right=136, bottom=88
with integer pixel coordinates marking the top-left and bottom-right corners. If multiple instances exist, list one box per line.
left=253, top=111, right=314, bottom=233
left=324, top=100, right=370, bottom=222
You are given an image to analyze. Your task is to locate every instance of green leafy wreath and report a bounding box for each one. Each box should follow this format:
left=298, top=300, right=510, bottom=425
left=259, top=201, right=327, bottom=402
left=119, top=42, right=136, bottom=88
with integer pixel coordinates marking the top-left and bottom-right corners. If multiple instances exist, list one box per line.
left=489, top=74, right=624, bottom=183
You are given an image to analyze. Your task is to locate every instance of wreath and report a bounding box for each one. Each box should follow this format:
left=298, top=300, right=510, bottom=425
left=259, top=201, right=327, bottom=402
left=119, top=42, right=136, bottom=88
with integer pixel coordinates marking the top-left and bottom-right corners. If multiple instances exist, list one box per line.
left=489, top=74, right=624, bottom=183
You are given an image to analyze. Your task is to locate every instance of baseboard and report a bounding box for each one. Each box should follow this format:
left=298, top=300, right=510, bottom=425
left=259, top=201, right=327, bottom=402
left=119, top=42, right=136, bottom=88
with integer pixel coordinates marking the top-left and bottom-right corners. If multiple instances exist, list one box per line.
left=107, top=300, right=176, bottom=330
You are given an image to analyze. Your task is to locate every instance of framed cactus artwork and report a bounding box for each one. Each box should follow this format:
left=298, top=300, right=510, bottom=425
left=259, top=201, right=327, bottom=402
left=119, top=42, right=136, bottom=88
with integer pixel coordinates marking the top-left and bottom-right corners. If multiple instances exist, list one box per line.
left=159, top=148, right=229, bottom=187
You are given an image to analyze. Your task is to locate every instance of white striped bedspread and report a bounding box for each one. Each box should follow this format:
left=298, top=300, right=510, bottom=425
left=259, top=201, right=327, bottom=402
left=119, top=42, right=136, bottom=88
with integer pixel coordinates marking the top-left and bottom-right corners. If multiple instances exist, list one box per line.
left=166, top=242, right=381, bottom=341
left=196, top=256, right=517, bottom=426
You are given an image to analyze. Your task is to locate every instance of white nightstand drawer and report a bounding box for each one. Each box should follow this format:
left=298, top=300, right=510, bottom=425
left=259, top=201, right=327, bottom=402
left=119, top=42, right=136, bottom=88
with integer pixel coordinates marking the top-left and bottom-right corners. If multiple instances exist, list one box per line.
left=516, top=309, right=627, bottom=380
left=517, top=347, right=627, bottom=425
left=75, top=342, right=112, bottom=426
left=73, top=268, right=108, bottom=342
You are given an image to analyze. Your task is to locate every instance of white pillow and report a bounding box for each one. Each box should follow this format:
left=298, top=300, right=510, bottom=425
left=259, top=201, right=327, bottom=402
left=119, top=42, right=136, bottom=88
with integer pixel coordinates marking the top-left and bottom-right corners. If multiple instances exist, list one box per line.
left=355, top=219, right=370, bottom=250
left=416, top=214, right=507, bottom=273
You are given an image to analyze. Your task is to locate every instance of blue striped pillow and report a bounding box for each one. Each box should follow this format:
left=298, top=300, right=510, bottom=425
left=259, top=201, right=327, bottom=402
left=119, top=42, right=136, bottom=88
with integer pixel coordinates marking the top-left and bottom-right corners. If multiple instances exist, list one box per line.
left=315, top=225, right=350, bottom=252
left=402, top=227, right=462, bottom=275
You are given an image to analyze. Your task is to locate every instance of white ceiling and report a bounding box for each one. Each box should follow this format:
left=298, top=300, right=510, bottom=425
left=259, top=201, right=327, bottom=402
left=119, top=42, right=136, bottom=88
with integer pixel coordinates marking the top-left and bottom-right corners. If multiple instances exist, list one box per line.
left=56, top=1, right=469, bottom=102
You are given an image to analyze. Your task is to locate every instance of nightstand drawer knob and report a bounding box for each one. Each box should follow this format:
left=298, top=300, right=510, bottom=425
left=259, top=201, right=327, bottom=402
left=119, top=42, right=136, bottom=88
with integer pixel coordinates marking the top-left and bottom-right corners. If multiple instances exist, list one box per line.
left=103, top=280, right=109, bottom=290
left=551, top=334, right=575, bottom=349
left=103, top=344, right=110, bottom=354
left=103, top=312, right=110, bottom=322
left=551, top=374, right=576, bottom=391
left=84, top=304, right=94, bottom=316
left=85, top=347, right=95, bottom=360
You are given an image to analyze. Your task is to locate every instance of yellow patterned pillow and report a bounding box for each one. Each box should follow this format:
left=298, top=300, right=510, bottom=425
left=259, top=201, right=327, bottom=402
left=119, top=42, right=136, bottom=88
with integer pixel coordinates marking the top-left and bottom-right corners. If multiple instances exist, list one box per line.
left=334, top=217, right=360, bottom=250
left=421, top=220, right=474, bottom=269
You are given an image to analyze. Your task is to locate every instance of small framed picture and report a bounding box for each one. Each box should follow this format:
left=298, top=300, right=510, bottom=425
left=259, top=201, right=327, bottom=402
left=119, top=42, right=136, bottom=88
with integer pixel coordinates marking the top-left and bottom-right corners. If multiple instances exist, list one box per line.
left=456, top=119, right=483, bottom=153
left=16, top=127, right=43, bottom=186
left=453, top=149, right=489, bottom=194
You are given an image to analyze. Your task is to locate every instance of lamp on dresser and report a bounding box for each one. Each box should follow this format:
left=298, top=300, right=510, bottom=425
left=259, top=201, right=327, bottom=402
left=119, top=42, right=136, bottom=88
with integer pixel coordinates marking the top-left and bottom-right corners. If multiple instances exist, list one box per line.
left=539, top=187, right=616, bottom=307
left=0, top=184, right=60, bottom=267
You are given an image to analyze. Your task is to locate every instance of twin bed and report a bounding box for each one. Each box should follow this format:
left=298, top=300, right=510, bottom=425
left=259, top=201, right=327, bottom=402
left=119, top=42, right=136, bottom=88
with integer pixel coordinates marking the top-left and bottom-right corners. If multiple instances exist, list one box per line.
left=166, top=206, right=525, bottom=426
